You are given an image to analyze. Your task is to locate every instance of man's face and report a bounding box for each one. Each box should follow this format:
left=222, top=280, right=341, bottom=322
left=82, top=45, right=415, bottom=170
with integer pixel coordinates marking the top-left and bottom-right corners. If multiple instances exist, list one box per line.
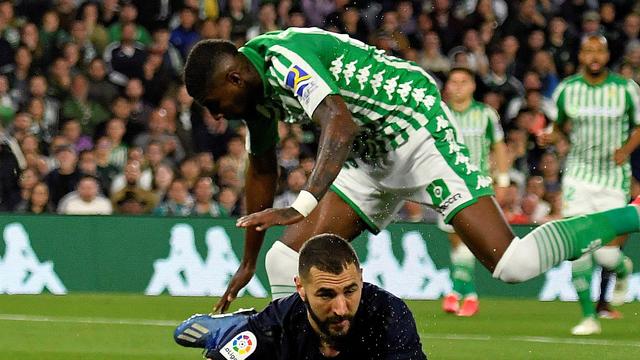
left=445, top=71, right=475, bottom=103
left=296, top=264, right=363, bottom=342
left=579, top=38, right=609, bottom=76
left=202, top=71, right=254, bottom=120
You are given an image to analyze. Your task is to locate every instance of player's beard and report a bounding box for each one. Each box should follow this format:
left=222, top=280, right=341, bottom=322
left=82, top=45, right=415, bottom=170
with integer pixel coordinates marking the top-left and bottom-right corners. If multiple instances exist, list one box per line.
left=304, top=298, right=354, bottom=345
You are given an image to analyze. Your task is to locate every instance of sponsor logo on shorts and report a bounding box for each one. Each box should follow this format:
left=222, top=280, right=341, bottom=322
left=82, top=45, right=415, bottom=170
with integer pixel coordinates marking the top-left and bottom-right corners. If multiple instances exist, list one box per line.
left=437, top=193, right=462, bottom=214
left=220, top=331, right=257, bottom=360
left=426, top=179, right=451, bottom=207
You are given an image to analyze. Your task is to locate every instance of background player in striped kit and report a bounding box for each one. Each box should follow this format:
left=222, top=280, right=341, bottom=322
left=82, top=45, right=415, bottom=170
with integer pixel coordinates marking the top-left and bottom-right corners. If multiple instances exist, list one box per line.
left=542, top=34, right=640, bottom=335
left=440, top=67, right=510, bottom=317
left=182, top=28, right=640, bottom=315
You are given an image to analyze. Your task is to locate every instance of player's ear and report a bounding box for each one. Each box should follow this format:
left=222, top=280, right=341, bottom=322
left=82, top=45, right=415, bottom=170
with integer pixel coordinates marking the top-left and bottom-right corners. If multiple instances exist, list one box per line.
left=294, top=276, right=305, bottom=301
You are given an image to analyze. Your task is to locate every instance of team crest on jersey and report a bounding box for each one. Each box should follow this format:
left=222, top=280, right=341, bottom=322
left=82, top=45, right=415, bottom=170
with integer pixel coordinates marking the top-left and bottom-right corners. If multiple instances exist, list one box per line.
left=286, top=65, right=313, bottom=96
left=220, top=331, right=257, bottom=360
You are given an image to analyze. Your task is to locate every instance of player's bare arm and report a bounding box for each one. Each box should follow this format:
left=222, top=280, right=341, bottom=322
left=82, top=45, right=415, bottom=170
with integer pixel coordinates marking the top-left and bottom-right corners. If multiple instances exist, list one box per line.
left=236, top=95, right=358, bottom=230
left=214, top=147, right=278, bottom=313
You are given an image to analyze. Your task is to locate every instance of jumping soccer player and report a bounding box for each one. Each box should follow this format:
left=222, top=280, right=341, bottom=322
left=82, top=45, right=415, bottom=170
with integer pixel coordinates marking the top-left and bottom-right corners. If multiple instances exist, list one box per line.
left=542, top=33, right=638, bottom=335
left=174, top=234, right=427, bottom=359
left=182, top=28, right=640, bottom=313
left=439, top=67, right=510, bottom=317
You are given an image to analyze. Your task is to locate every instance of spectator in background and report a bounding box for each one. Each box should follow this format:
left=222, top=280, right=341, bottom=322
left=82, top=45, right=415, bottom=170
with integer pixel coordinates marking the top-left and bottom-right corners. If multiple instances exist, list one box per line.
left=99, top=0, right=119, bottom=28
left=39, top=10, right=66, bottom=67
left=274, top=167, right=306, bottom=209
left=58, top=175, right=112, bottom=215
left=54, top=0, right=76, bottom=31
left=160, top=97, right=193, bottom=156
left=110, top=154, right=153, bottom=195
left=61, top=119, right=92, bottom=153
left=247, top=2, right=279, bottom=40
left=153, top=177, right=193, bottom=216
left=107, top=2, right=151, bottom=46
left=7, top=112, right=34, bottom=144
left=79, top=1, right=109, bottom=54
left=16, top=181, right=52, bottom=214
left=199, top=18, right=219, bottom=40
left=480, top=50, right=524, bottom=107
left=3, top=46, right=34, bottom=104
left=104, top=22, right=148, bottom=86
left=125, top=78, right=152, bottom=127
left=48, top=57, right=72, bottom=100
left=111, top=160, right=157, bottom=214
left=0, top=75, right=16, bottom=125
left=87, top=58, right=119, bottom=110
left=62, top=74, right=109, bottom=136
left=142, top=53, right=172, bottom=105
left=77, top=149, right=107, bottom=191
left=45, top=143, right=81, bottom=208
left=27, top=75, right=60, bottom=138
left=152, top=162, right=175, bottom=201
left=19, top=22, right=45, bottom=71
left=300, top=0, right=333, bottom=28
left=339, top=4, right=368, bottom=44
left=17, top=166, right=38, bottom=204
left=225, top=0, right=253, bottom=43
left=170, top=7, right=200, bottom=59
left=93, top=141, right=117, bottom=186
left=217, top=186, right=240, bottom=216
left=190, top=176, right=226, bottom=217
left=278, top=136, right=300, bottom=173
left=69, top=20, right=98, bottom=68
left=430, top=0, right=464, bottom=53
left=105, top=118, right=128, bottom=171
left=178, top=156, right=201, bottom=190
left=149, top=27, right=183, bottom=79
left=19, top=134, right=48, bottom=176
left=197, top=151, right=215, bottom=178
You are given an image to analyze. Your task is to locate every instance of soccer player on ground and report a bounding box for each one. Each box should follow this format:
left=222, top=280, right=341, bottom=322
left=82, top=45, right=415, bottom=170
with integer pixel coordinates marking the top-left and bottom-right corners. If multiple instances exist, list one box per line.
left=174, top=234, right=427, bottom=359
left=541, top=33, right=639, bottom=335
left=440, top=67, right=510, bottom=317
left=182, top=28, right=640, bottom=313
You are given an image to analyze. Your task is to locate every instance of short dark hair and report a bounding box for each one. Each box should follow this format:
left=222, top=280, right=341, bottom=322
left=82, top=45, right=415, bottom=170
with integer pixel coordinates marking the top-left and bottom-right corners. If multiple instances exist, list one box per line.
left=449, top=66, right=476, bottom=79
left=183, top=39, right=238, bottom=105
left=298, top=234, right=360, bottom=280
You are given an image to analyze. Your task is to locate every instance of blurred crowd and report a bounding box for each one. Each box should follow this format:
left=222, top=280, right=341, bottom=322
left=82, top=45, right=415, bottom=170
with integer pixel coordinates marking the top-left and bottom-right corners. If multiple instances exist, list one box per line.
left=1, top=0, right=640, bottom=224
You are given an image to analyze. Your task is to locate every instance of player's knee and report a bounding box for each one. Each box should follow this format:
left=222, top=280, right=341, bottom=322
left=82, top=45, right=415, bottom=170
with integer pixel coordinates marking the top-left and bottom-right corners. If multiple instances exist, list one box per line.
left=451, top=243, right=475, bottom=266
left=492, top=238, right=540, bottom=283
left=266, top=241, right=299, bottom=298
left=593, top=246, right=622, bottom=269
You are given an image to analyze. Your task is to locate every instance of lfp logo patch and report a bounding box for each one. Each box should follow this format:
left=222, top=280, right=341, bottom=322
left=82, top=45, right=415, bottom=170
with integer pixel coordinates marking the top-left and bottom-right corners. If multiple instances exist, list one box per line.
left=220, top=331, right=257, bottom=360
left=286, top=65, right=312, bottom=96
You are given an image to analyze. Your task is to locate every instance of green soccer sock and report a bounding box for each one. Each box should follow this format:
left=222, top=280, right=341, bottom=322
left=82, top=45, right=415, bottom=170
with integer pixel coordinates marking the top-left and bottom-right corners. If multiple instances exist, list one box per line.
left=533, top=206, right=640, bottom=272
left=450, top=244, right=476, bottom=297
left=572, top=254, right=595, bottom=318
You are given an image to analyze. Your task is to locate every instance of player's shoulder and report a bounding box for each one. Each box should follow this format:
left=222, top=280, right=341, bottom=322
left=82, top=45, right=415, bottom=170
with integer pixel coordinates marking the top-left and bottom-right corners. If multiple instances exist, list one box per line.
left=474, top=101, right=500, bottom=119
left=360, top=282, right=411, bottom=315
left=559, top=74, right=583, bottom=87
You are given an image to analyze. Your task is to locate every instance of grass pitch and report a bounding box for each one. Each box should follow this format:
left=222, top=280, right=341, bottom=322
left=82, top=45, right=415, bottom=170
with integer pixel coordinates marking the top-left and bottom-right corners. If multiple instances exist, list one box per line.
left=1, top=294, right=639, bottom=359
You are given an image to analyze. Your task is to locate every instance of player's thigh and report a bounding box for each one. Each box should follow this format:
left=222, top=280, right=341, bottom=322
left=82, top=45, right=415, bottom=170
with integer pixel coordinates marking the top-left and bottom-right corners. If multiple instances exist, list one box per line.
left=592, top=184, right=629, bottom=248
left=280, top=190, right=368, bottom=251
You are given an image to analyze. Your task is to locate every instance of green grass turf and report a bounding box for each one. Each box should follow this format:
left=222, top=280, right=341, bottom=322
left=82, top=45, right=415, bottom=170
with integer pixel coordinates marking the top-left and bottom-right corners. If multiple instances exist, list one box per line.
left=1, top=294, right=639, bottom=359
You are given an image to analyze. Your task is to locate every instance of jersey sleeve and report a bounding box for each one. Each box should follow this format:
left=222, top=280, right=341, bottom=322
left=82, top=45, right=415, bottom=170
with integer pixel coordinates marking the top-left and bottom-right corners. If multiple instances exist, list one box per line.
left=625, top=79, right=640, bottom=126
left=266, top=43, right=341, bottom=118
left=244, top=111, right=279, bottom=156
left=485, top=106, right=504, bottom=144
left=550, top=82, right=567, bottom=126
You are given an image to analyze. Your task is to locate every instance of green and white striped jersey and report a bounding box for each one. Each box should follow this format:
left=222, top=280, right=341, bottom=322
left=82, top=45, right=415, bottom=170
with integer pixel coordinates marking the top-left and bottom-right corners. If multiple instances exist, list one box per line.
left=238, top=27, right=445, bottom=162
left=552, top=72, right=640, bottom=191
left=450, top=100, right=503, bottom=175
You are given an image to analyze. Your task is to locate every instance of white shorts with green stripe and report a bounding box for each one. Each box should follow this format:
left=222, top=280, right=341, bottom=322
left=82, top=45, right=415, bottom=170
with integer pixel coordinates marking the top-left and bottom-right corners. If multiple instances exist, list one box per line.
left=561, top=176, right=628, bottom=218
left=331, top=122, right=494, bottom=234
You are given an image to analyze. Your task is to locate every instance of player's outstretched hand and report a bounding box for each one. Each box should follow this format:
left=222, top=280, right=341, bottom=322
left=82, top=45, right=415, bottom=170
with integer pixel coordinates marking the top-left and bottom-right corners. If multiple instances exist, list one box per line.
left=236, top=207, right=304, bottom=231
left=213, top=264, right=255, bottom=314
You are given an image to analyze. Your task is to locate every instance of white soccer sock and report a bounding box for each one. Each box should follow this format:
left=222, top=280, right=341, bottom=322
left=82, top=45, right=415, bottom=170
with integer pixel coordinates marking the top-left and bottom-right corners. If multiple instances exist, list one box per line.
left=593, top=246, right=623, bottom=270
left=492, top=237, right=541, bottom=283
left=265, top=241, right=299, bottom=299
left=451, top=243, right=475, bottom=268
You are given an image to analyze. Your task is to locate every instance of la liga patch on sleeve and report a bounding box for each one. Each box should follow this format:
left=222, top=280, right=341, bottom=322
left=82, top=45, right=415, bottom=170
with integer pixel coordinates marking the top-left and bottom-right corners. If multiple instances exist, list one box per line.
left=219, top=331, right=257, bottom=360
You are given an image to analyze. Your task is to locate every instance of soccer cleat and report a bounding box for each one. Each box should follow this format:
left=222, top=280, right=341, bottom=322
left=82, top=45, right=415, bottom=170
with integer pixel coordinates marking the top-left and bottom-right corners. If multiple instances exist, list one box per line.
left=570, top=317, right=601, bottom=336
left=611, top=257, right=633, bottom=306
left=598, top=308, right=623, bottom=320
left=631, top=196, right=640, bottom=206
left=457, top=296, right=479, bottom=317
left=442, top=293, right=460, bottom=314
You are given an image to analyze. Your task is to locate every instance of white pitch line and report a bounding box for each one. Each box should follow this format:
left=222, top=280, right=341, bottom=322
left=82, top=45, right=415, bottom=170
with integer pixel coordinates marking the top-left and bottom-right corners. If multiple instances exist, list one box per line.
left=2, top=314, right=640, bottom=348
left=421, top=333, right=640, bottom=348
left=0, top=314, right=178, bottom=327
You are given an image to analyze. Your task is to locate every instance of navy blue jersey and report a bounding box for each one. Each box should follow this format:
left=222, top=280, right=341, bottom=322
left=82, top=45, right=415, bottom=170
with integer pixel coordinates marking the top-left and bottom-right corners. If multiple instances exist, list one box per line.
left=204, top=282, right=426, bottom=360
